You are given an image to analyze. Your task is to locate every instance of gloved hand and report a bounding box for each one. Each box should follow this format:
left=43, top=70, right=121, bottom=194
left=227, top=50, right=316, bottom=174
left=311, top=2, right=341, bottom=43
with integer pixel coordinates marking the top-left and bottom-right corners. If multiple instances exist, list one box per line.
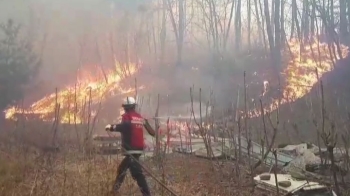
left=105, top=124, right=112, bottom=131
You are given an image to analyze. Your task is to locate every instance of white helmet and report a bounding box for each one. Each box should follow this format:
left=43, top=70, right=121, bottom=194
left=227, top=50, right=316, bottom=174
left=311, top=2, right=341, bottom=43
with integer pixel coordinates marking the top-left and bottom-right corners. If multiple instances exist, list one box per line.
left=122, top=96, right=137, bottom=106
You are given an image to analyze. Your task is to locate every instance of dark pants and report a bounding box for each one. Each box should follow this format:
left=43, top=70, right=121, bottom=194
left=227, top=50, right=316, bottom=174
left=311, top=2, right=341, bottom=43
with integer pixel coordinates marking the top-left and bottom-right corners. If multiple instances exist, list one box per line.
left=114, top=154, right=151, bottom=196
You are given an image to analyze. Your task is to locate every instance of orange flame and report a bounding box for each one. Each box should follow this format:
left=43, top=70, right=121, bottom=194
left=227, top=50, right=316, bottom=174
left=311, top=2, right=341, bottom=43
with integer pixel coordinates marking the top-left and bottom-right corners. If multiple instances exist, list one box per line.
left=249, top=39, right=349, bottom=117
left=5, top=62, right=143, bottom=124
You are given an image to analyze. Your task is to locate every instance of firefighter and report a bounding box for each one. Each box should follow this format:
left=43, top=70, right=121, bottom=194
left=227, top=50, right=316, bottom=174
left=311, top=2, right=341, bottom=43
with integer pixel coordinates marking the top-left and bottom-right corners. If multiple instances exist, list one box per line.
left=105, top=96, right=156, bottom=196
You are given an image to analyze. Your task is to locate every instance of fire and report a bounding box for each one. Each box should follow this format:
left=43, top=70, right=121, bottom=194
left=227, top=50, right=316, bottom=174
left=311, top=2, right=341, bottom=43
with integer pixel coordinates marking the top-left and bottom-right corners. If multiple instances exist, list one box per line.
left=5, top=62, right=143, bottom=124
left=250, top=39, right=349, bottom=117
left=4, top=40, right=348, bottom=124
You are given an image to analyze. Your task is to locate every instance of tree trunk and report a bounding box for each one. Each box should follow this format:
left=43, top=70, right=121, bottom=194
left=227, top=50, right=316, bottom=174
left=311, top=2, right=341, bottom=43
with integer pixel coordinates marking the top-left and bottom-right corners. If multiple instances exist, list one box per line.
left=160, top=0, right=167, bottom=65
left=330, top=0, right=334, bottom=26
left=247, top=0, right=251, bottom=49
left=291, top=0, right=296, bottom=39
left=302, top=0, right=310, bottom=40
left=274, top=0, right=281, bottom=70
left=254, top=0, right=264, bottom=46
left=271, top=0, right=275, bottom=37
left=321, top=0, right=326, bottom=35
left=177, top=0, right=184, bottom=67
left=280, top=0, right=285, bottom=48
left=224, top=0, right=235, bottom=50
left=292, top=0, right=301, bottom=40
left=151, top=14, right=158, bottom=60
left=167, top=0, right=184, bottom=67
left=348, top=0, right=350, bottom=32
left=234, top=0, right=242, bottom=51
left=208, top=0, right=219, bottom=54
left=258, top=0, right=268, bottom=49
left=328, top=145, right=341, bottom=195
left=339, top=0, right=348, bottom=37
left=264, top=0, right=274, bottom=56
left=311, top=2, right=316, bottom=36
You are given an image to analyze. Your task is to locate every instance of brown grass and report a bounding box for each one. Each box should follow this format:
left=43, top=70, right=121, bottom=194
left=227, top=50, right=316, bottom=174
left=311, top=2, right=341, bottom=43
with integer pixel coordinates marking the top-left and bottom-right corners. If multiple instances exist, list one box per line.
left=0, top=119, right=273, bottom=196
left=0, top=148, right=270, bottom=196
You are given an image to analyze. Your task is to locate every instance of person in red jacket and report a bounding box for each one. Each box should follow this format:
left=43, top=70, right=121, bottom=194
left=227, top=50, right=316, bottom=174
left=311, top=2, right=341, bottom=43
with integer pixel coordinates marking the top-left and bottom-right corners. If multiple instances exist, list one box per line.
left=105, top=96, right=155, bottom=196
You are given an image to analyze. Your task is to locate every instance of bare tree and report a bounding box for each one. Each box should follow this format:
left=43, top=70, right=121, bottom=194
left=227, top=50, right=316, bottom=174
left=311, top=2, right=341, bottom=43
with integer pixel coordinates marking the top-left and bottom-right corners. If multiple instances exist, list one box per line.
left=167, top=0, right=185, bottom=67
left=274, top=0, right=281, bottom=70
left=234, top=0, right=242, bottom=51
left=270, top=0, right=275, bottom=36
left=263, top=0, right=274, bottom=61
left=223, top=0, right=235, bottom=50
left=159, top=0, right=167, bottom=65
left=247, top=0, right=251, bottom=49
left=348, top=1, right=350, bottom=31
left=280, top=0, right=285, bottom=48
left=311, top=1, right=316, bottom=36
left=301, top=0, right=310, bottom=40
left=257, top=0, right=268, bottom=48
left=339, top=0, right=348, bottom=37
left=290, top=0, right=301, bottom=40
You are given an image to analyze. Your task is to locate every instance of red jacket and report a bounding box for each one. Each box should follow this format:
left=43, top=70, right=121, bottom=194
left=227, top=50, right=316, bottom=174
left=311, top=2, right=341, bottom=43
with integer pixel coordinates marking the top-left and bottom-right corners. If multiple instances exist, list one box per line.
left=121, top=111, right=145, bottom=151
left=109, top=110, right=155, bottom=154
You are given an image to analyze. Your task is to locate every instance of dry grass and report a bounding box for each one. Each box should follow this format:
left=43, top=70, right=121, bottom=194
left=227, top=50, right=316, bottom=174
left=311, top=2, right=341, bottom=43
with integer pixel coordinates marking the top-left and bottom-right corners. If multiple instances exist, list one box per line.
left=0, top=151, right=270, bottom=196
left=0, top=122, right=270, bottom=196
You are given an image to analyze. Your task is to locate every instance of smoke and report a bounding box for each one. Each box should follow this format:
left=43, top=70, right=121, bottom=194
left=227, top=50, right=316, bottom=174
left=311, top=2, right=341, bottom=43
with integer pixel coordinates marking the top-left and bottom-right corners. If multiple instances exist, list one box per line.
left=0, top=0, right=270, bottom=116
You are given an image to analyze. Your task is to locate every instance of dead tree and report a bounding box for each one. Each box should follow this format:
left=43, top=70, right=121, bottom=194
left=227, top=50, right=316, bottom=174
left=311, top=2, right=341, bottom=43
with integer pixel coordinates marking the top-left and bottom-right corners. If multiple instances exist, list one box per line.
left=234, top=0, right=241, bottom=51
left=264, top=0, right=274, bottom=57
left=318, top=80, right=341, bottom=195
left=290, top=0, right=301, bottom=40
left=223, top=0, right=235, bottom=50
left=280, top=0, right=285, bottom=48
left=257, top=0, right=268, bottom=48
left=274, top=0, right=281, bottom=70
left=339, top=0, right=348, bottom=37
left=159, top=0, right=167, bottom=65
left=310, top=1, right=316, bottom=37
left=301, top=0, right=310, bottom=40
left=348, top=1, right=350, bottom=31
left=247, top=0, right=251, bottom=49
left=167, top=0, right=185, bottom=67
left=254, top=0, right=266, bottom=47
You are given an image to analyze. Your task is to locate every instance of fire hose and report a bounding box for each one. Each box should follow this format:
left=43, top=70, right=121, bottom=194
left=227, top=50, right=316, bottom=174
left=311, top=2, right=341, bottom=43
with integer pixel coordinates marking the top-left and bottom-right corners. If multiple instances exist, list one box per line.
left=106, top=130, right=179, bottom=196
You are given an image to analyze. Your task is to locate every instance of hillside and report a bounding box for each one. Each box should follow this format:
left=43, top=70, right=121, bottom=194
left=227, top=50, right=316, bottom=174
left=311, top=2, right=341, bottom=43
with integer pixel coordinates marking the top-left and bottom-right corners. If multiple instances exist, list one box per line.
left=265, top=55, right=350, bottom=146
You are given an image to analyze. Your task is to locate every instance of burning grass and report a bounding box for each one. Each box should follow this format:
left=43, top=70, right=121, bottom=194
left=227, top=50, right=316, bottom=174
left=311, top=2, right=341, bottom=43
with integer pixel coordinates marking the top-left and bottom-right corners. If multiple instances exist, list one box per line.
left=249, top=39, right=349, bottom=117
left=4, top=62, right=143, bottom=124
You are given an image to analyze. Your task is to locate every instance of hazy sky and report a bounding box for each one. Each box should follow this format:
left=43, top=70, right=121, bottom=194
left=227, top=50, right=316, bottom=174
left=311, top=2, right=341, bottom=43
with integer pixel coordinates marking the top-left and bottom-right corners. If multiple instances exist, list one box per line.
left=0, top=0, right=333, bottom=88
left=0, top=0, right=112, bottom=84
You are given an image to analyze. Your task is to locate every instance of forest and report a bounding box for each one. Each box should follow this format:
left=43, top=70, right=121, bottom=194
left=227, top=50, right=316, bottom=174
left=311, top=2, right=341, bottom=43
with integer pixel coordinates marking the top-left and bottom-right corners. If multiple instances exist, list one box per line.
left=0, top=0, right=350, bottom=195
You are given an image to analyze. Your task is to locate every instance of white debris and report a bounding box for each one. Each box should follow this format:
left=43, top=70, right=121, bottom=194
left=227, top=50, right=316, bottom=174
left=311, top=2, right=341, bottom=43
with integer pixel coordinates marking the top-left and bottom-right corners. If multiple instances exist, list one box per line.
left=254, top=173, right=337, bottom=196
left=280, top=143, right=320, bottom=155
left=283, top=150, right=321, bottom=173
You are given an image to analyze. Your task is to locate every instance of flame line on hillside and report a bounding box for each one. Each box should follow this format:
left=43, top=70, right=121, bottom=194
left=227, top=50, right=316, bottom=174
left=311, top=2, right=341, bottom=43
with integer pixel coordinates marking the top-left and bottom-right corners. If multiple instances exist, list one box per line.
left=248, top=39, right=349, bottom=118
left=4, top=63, right=143, bottom=124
